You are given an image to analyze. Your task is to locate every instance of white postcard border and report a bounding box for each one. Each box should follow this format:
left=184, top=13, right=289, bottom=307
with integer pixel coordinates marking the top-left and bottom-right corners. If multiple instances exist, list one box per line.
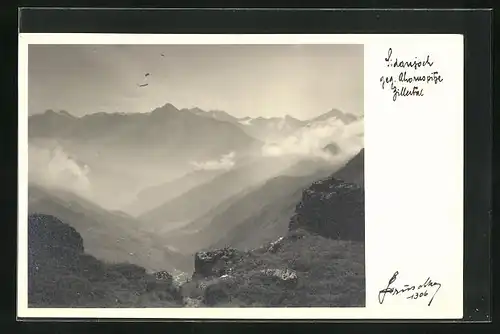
left=18, top=33, right=464, bottom=319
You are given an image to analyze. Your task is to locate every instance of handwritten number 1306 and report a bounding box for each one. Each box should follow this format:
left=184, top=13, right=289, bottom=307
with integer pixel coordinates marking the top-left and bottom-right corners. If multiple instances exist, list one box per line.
left=407, top=290, right=429, bottom=300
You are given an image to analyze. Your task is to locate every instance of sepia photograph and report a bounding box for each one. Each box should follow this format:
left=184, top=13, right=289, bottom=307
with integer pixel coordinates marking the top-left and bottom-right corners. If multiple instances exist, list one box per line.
left=25, top=43, right=365, bottom=309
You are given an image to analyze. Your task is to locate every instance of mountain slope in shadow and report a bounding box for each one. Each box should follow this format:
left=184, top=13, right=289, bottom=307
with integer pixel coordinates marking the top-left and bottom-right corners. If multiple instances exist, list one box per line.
left=159, top=158, right=333, bottom=254
left=126, top=169, right=224, bottom=216
left=206, top=167, right=335, bottom=251
left=138, top=156, right=297, bottom=225
left=332, top=148, right=364, bottom=186
left=210, top=149, right=365, bottom=251
left=28, top=184, right=191, bottom=273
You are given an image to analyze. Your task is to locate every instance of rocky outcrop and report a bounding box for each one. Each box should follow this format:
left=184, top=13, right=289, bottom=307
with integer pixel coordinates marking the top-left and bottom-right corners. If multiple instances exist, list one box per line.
left=267, top=236, right=285, bottom=253
left=193, top=247, right=242, bottom=278
left=257, top=268, right=298, bottom=286
left=289, top=177, right=364, bottom=241
left=154, top=270, right=173, bottom=282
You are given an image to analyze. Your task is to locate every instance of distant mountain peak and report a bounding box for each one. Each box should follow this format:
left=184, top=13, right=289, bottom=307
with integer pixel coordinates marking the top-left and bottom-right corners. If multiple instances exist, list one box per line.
left=152, top=103, right=179, bottom=114
left=208, top=109, right=235, bottom=119
left=148, top=103, right=180, bottom=118
left=58, top=110, right=74, bottom=117
left=187, top=107, right=204, bottom=114
left=35, top=109, right=76, bottom=120
left=163, top=102, right=177, bottom=109
left=184, top=107, right=239, bottom=124
left=327, top=108, right=344, bottom=116
left=43, top=109, right=56, bottom=115
left=309, top=108, right=358, bottom=124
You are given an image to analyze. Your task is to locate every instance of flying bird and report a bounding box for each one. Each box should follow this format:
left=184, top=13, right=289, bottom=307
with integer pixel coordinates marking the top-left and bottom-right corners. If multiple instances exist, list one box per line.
left=160, top=53, right=165, bottom=57
left=145, top=73, right=150, bottom=77
left=137, top=83, right=149, bottom=88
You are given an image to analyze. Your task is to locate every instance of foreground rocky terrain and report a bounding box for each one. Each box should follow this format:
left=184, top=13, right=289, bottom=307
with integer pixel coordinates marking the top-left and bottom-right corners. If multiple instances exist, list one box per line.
left=28, top=213, right=183, bottom=307
left=27, top=149, right=365, bottom=308
left=180, top=172, right=365, bottom=307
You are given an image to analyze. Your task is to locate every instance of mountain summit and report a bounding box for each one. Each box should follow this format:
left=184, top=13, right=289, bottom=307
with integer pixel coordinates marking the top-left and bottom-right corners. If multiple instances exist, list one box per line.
left=308, top=108, right=359, bottom=124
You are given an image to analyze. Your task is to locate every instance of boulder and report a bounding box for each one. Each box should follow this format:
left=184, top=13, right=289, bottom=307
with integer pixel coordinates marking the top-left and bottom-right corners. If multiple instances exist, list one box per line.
left=193, top=247, right=241, bottom=278
left=267, top=236, right=285, bottom=253
left=289, top=177, right=364, bottom=241
left=259, top=268, right=298, bottom=286
left=154, top=270, right=173, bottom=283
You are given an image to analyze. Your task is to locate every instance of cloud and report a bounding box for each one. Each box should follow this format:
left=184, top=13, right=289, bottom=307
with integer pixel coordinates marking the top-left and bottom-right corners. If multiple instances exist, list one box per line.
left=28, top=143, right=92, bottom=196
left=261, top=117, right=364, bottom=162
left=190, top=151, right=236, bottom=171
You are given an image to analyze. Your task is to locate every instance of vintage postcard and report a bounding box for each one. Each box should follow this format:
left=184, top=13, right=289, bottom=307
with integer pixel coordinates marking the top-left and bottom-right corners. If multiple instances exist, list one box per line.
left=18, top=33, right=463, bottom=319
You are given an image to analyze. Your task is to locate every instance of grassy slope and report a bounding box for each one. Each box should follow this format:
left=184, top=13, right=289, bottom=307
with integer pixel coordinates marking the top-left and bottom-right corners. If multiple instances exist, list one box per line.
left=182, top=231, right=365, bottom=307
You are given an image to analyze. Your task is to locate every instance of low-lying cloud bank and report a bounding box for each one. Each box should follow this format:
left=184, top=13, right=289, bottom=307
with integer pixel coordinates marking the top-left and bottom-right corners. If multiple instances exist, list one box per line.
left=190, top=151, right=236, bottom=171
left=261, top=117, right=364, bottom=162
left=28, top=143, right=93, bottom=197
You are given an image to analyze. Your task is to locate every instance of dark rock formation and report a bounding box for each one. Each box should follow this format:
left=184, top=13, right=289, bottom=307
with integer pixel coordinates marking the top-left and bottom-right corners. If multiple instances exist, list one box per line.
left=193, top=247, right=242, bottom=278
left=289, top=177, right=364, bottom=241
left=154, top=270, right=173, bottom=282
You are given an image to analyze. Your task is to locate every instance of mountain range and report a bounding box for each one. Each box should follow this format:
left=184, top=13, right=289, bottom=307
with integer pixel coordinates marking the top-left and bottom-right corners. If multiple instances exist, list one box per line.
left=28, top=103, right=358, bottom=210
left=29, top=104, right=359, bottom=151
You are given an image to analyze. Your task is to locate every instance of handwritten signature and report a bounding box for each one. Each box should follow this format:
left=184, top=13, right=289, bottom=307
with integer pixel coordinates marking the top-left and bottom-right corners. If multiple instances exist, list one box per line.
left=378, top=271, right=442, bottom=306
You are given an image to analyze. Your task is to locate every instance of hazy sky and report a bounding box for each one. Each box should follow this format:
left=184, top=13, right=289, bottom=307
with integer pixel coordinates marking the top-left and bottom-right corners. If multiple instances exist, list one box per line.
left=28, top=44, right=363, bottom=120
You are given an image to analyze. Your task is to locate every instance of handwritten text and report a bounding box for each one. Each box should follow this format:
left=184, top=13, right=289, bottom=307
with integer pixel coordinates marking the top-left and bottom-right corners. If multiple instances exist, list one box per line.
left=380, top=48, right=444, bottom=102
left=378, top=271, right=442, bottom=306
